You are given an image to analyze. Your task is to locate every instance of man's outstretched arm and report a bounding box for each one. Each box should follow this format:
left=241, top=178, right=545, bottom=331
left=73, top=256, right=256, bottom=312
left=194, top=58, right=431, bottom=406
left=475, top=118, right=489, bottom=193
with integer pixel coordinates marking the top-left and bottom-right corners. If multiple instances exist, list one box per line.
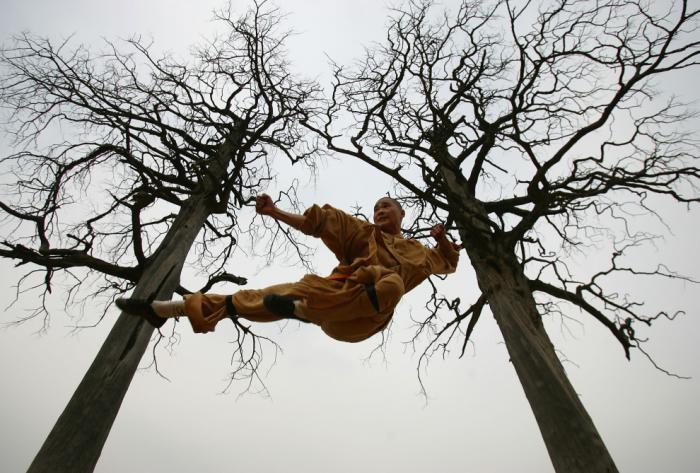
left=255, top=193, right=306, bottom=230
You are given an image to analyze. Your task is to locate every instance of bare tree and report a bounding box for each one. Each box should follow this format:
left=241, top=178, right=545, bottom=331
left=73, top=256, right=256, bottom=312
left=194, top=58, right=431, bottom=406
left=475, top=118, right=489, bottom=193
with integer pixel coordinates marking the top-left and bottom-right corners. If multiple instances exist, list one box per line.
left=306, top=0, right=699, bottom=471
left=0, top=2, right=318, bottom=471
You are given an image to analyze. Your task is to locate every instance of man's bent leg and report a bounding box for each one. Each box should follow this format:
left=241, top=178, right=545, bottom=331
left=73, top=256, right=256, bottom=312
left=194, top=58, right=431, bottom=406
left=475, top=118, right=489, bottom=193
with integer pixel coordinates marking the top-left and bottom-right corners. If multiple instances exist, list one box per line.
left=306, top=272, right=406, bottom=342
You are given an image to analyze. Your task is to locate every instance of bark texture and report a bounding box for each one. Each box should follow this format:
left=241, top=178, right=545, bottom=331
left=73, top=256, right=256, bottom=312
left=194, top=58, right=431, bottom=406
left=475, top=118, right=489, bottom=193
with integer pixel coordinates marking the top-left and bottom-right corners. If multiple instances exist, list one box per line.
left=445, top=162, right=618, bottom=472
left=27, top=137, right=235, bottom=472
left=468, top=247, right=618, bottom=473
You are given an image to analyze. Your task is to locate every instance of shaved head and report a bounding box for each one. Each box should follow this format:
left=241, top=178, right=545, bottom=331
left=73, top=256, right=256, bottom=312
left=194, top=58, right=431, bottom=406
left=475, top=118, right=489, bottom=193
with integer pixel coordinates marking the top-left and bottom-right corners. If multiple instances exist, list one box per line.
left=376, top=196, right=402, bottom=211
left=373, top=196, right=405, bottom=235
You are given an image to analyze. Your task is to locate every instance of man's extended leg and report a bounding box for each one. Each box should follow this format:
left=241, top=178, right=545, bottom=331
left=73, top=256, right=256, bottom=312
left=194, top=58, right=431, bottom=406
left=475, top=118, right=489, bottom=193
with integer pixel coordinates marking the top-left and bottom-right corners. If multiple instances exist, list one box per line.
left=117, top=280, right=310, bottom=333
left=117, top=270, right=405, bottom=341
left=114, top=296, right=223, bottom=331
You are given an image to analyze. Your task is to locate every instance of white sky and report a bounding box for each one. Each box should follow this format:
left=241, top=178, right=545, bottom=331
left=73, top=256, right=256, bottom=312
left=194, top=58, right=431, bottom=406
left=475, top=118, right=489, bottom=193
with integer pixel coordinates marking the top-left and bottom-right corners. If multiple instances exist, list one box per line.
left=1, top=1, right=699, bottom=472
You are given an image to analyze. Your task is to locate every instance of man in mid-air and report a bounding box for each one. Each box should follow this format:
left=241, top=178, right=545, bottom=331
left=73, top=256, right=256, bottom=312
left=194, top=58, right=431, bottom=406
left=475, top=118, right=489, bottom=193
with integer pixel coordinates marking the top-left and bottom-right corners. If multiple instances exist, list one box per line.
left=117, top=194, right=460, bottom=342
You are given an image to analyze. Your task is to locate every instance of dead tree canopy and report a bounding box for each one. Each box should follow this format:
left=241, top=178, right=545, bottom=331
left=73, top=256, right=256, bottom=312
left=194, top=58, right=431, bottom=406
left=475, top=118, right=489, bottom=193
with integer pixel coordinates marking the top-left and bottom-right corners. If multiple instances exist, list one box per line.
left=309, top=0, right=699, bottom=364
left=305, top=2, right=698, bottom=470
left=0, top=3, right=319, bottom=328
left=1, top=4, right=321, bottom=471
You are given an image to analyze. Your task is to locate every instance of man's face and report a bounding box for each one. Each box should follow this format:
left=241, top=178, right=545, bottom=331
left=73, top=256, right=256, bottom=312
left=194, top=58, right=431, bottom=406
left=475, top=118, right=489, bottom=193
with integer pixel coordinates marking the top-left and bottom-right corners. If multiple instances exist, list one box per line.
left=373, top=197, right=404, bottom=234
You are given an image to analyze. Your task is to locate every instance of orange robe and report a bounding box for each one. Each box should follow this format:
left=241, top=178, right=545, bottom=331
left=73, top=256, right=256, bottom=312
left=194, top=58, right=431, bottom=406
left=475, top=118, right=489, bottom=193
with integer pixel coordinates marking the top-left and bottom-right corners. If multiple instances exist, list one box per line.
left=184, top=204, right=460, bottom=342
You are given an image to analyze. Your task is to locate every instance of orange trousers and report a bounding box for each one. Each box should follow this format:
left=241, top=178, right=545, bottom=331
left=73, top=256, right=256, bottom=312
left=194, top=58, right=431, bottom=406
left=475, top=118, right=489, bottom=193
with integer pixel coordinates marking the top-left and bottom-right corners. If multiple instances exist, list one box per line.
left=183, top=270, right=405, bottom=342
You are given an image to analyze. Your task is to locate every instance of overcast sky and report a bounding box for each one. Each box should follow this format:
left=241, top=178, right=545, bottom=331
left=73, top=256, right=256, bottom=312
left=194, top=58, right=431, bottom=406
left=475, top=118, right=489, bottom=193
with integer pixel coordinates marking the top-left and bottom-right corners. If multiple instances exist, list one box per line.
left=1, top=1, right=699, bottom=472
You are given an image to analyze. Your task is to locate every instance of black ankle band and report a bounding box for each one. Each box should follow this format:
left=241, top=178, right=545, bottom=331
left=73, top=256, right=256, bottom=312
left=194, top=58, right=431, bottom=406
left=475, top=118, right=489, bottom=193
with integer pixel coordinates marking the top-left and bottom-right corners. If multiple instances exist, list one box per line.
left=225, top=295, right=238, bottom=319
left=364, top=284, right=380, bottom=312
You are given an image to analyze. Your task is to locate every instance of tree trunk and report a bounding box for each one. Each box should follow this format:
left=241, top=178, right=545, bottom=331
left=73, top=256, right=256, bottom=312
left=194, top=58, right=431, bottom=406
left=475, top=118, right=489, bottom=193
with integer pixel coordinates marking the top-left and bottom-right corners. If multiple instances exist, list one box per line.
left=26, top=193, right=211, bottom=472
left=434, top=157, right=618, bottom=472
left=466, top=244, right=619, bottom=473
left=27, top=132, right=239, bottom=472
